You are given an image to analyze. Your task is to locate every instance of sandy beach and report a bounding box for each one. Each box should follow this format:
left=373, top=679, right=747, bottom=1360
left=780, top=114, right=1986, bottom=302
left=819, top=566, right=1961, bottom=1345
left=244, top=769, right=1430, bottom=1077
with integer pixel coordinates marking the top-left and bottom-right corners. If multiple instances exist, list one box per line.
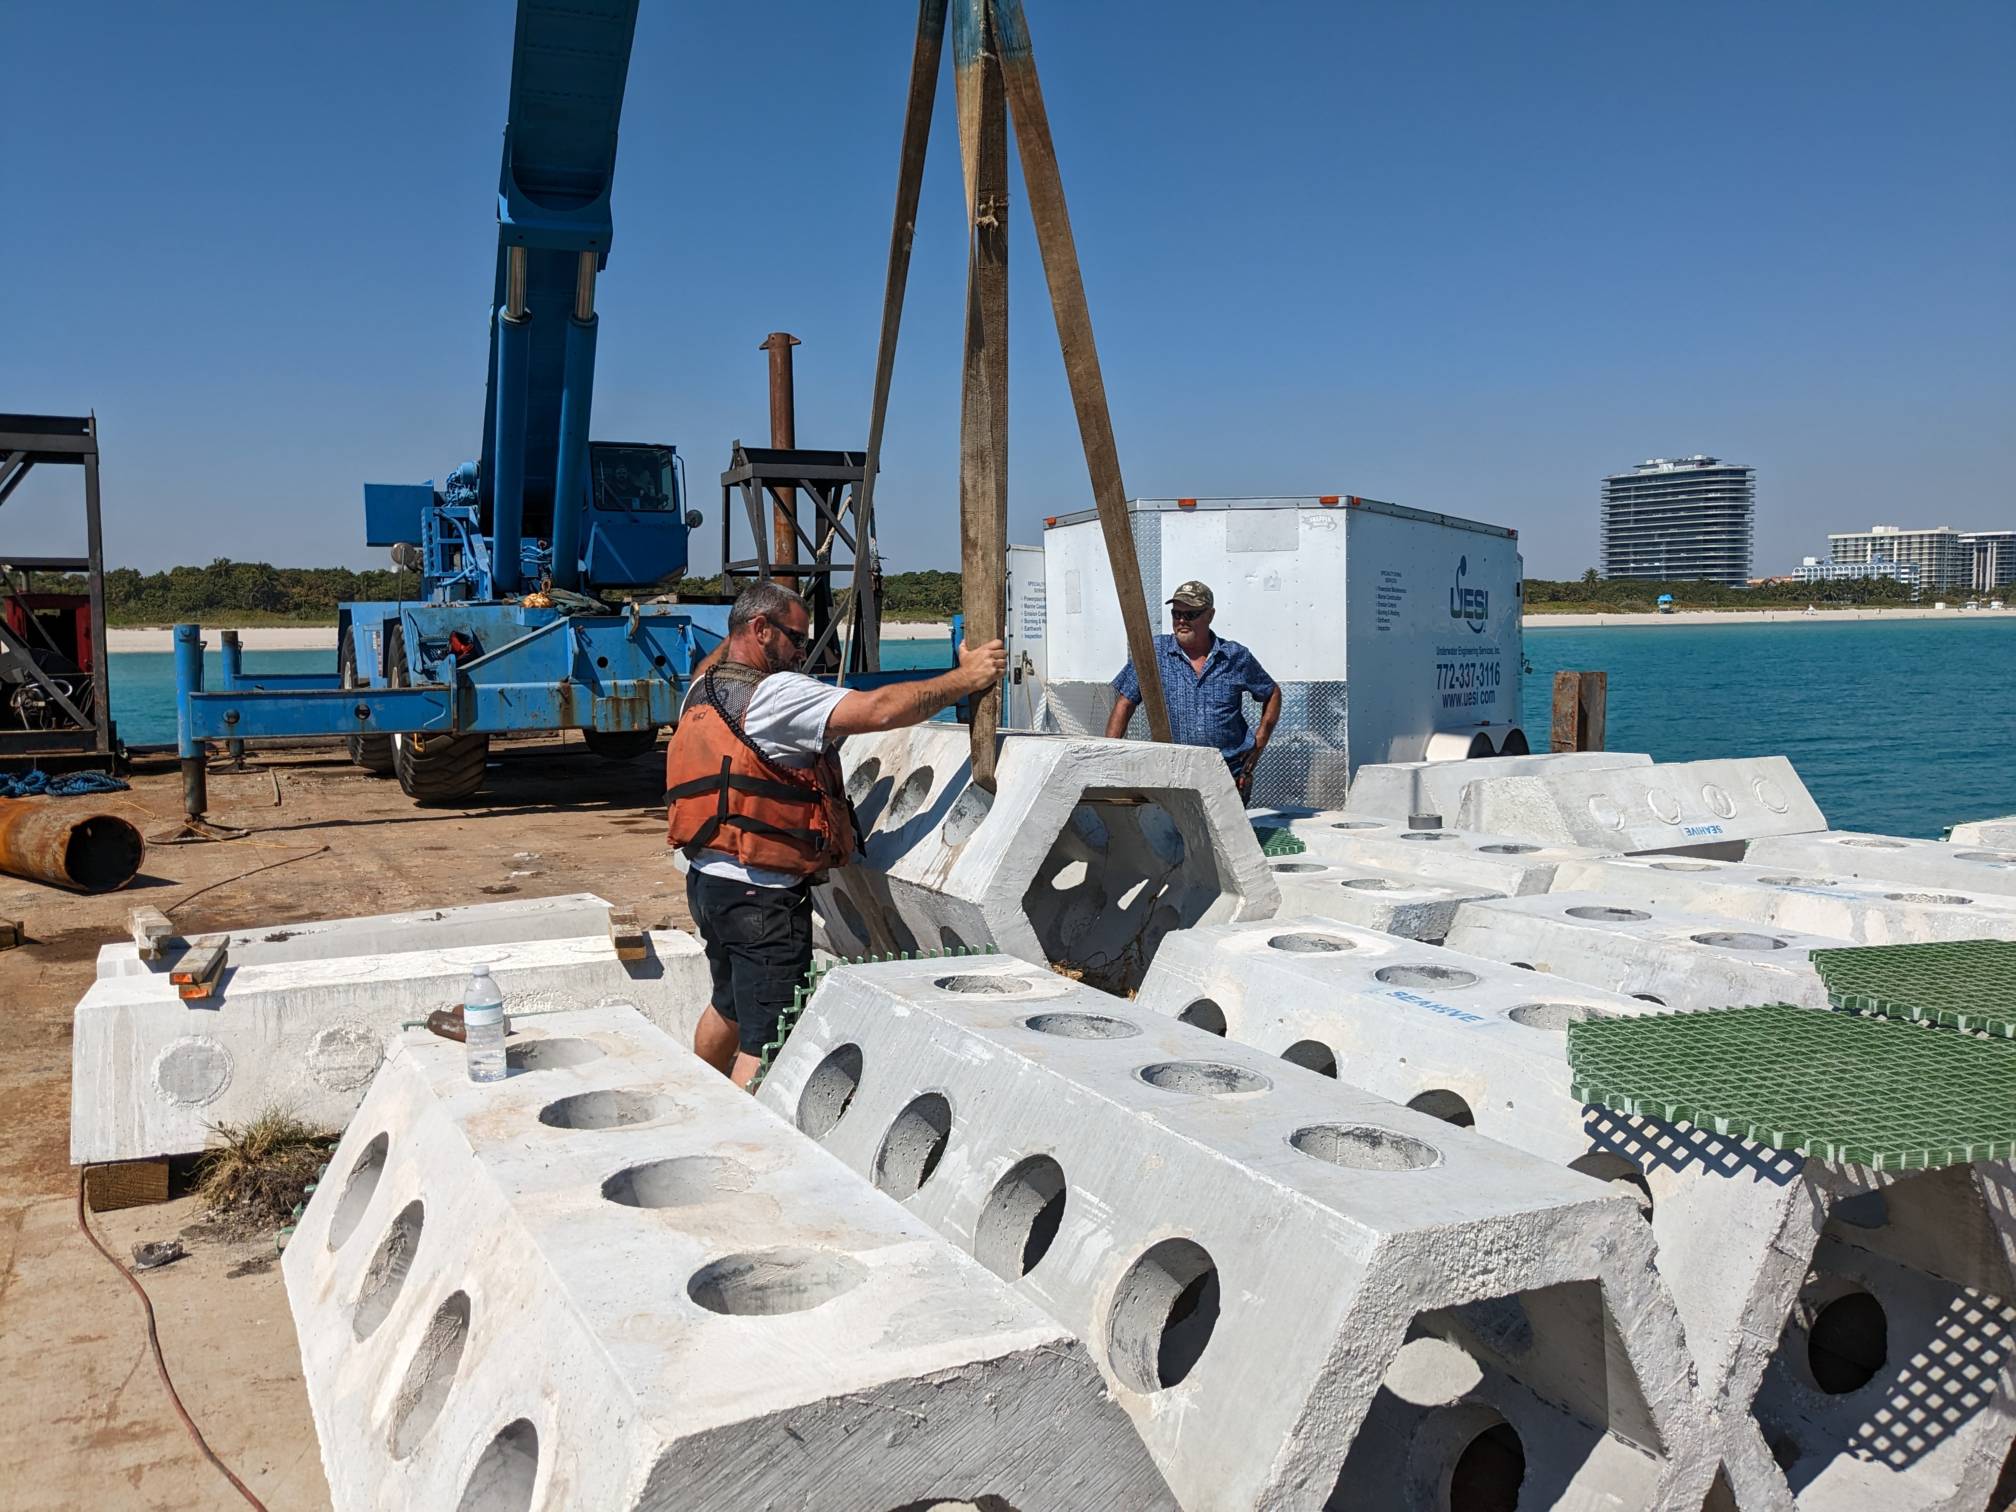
left=106, top=618, right=961, bottom=652
left=1524, top=606, right=2016, bottom=628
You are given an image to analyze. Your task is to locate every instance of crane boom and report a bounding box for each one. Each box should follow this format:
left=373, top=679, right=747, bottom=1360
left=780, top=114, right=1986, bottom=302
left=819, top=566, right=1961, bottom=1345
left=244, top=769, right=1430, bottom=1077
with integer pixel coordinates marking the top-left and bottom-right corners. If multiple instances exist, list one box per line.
left=478, top=0, right=642, bottom=591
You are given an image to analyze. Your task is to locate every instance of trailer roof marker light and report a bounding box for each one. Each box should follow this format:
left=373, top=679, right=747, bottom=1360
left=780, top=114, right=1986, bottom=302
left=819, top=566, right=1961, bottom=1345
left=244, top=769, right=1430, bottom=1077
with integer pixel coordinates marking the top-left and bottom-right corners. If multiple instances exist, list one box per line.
left=1318, top=495, right=1341, bottom=506
left=1176, top=498, right=1197, bottom=510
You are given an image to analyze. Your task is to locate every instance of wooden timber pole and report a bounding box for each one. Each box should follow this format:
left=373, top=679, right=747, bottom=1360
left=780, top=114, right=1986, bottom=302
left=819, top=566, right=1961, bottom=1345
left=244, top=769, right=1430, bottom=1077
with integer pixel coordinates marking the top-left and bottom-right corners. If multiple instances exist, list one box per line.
left=990, top=0, right=1170, bottom=742
left=955, top=0, right=1010, bottom=790
left=854, top=0, right=951, bottom=676
left=1550, top=670, right=1608, bottom=752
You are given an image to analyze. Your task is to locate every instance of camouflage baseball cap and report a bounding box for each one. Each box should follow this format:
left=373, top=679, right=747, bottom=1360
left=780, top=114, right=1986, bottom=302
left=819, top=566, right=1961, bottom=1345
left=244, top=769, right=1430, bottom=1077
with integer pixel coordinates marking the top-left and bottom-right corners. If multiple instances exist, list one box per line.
left=1167, top=580, right=1214, bottom=609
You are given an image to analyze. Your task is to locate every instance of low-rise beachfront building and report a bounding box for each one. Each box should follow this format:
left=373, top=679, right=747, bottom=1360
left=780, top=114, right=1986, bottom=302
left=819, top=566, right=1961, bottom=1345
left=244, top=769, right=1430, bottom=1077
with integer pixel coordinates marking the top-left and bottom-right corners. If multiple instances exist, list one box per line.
left=1792, top=555, right=1923, bottom=596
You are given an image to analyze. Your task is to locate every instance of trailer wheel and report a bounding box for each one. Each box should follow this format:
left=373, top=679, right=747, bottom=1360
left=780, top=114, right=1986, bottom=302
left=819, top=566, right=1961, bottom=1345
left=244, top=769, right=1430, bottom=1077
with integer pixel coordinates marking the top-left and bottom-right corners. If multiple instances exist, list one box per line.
left=387, top=627, right=489, bottom=804
left=339, top=636, right=394, bottom=774
left=582, top=727, right=659, bottom=762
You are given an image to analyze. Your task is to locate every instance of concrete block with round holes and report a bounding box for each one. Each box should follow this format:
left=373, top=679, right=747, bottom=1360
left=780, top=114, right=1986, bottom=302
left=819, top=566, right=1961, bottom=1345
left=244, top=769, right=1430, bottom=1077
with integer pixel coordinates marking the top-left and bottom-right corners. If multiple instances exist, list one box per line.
left=1132, top=915, right=1667, bottom=1167
left=90, top=892, right=622, bottom=980
left=756, top=957, right=1722, bottom=1512
left=1451, top=755, right=1828, bottom=858
left=1742, top=831, right=2016, bottom=901
left=1134, top=917, right=2016, bottom=1510
left=810, top=724, right=1278, bottom=994
left=1547, top=854, right=2016, bottom=946
left=1945, top=815, right=2016, bottom=848
left=1262, top=857, right=1502, bottom=942
left=71, top=926, right=713, bottom=1164
left=1341, top=751, right=1652, bottom=825
left=1275, top=811, right=1605, bottom=895
left=1444, top=893, right=1848, bottom=1012
left=283, top=1002, right=1174, bottom=1512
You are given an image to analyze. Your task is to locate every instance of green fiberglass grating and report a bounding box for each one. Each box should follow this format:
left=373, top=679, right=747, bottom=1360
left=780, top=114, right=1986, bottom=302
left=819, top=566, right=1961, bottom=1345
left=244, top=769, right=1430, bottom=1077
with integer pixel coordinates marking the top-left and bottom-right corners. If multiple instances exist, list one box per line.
left=1254, top=825, right=1307, bottom=857
left=1810, top=939, right=2016, bottom=1040
left=1567, top=1003, right=2016, bottom=1171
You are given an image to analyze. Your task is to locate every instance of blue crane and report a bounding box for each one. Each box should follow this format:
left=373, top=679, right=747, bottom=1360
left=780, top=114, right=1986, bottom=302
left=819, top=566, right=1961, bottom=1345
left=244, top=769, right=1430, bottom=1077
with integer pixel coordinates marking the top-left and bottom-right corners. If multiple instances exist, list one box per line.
left=170, top=0, right=925, bottom=818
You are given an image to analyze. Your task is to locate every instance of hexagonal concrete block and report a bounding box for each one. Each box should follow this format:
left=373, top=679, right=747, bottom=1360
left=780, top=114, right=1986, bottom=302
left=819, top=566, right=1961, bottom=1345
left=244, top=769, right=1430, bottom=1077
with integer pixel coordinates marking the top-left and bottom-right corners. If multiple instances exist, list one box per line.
left=72, top=920, right=713, bottom=1163
left=1445, top=893, right=1849, bottom=1011
left=284, top=1004, right=1174, bottom=1512
left=1548, top=855, right=2016, bottom=946
left=1342, top=751, right=1651, bottom=824
left=757, top=958, right=1721, bottom=1511
left=814, top=726, right=1278, bottom=994
left=1453, top=756, right=1828, bottom=858
left=1274, top=811, right=1604, bottom=895
left=1258, top=858, right=1501, bottom=941
left=1945, top=816, right=2016, bottom=848
left=1743, top=832, right=2016, bottom=901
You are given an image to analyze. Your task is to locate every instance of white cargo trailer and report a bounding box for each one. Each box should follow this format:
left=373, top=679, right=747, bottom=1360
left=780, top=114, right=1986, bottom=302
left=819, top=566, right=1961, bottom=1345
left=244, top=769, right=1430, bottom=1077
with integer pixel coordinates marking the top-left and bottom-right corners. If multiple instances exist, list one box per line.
left=1028, top=496, right=1526, bottom=809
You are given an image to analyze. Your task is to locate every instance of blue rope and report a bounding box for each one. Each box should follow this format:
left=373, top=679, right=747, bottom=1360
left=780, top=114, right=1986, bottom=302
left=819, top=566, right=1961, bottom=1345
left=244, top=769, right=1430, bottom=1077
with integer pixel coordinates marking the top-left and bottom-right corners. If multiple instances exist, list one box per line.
left=0, top=770, right=130, bottom=800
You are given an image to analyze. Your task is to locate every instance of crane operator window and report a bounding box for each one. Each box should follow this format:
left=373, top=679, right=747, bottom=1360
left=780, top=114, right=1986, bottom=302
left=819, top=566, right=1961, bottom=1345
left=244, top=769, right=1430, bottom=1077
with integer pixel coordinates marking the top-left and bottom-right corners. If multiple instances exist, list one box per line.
left=591, top=444, right=678, bottom=512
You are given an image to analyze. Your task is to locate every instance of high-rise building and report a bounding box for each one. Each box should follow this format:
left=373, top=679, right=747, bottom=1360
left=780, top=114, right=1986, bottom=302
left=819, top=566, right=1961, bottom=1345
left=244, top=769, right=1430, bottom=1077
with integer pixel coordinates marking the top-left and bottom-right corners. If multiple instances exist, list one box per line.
left=1599, top=456, right=1755, bottom=585
left=1962, top=530, right=2016, bottom=592
left=1827, top=525, right=1969, bottom=593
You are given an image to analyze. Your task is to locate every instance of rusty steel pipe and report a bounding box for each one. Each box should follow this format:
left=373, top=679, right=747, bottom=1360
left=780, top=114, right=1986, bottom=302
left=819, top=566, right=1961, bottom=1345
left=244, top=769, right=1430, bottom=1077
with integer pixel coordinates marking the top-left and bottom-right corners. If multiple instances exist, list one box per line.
left=0, top=797, right=146, bottom=893
left=761, top=331, right=801, bottom=572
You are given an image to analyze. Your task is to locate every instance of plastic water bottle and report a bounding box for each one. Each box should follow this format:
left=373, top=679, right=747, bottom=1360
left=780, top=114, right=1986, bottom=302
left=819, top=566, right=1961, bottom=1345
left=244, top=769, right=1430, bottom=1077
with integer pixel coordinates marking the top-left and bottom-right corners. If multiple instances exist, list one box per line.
left=463, top=964, right=507, bottom=1083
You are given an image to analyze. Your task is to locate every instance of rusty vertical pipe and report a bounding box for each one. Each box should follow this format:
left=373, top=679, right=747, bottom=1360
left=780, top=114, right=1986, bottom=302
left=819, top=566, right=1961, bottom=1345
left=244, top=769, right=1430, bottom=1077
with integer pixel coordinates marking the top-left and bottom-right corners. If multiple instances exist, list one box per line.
left=761, top=332, right=801, bottom=575
left=0, top=798, right=145, bottom=893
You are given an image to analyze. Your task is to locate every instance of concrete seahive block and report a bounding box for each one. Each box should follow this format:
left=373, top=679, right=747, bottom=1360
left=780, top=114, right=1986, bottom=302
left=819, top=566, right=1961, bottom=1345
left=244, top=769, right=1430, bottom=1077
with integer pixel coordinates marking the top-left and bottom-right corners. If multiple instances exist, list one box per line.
left=1549, top=854, right=2016, bottom=946
left=1946, top=815, right=2016, bottom=848
left=1444, top=893, right=1848, bottom=1012
left=756, top=957, right=1720, bottom=1512
left=813, top=725, right=1279, bottom=994
left=1279, top=811, right=1606, bottom=895
left=1342, top=750, right=1652, bottom=824
left=71, top=927, right=711, bottom=1163
left=1743, top=831, right=2016, bottom=901
left=1261, top=857, right=1501, bottom=942
left=284, top=1004, right=1173, bottom=1512
left=1131, top=914, right=1665, bottom=1167
left=1453, top=755, right=1828, bottom=858
left=94, top=892, right=619, bottom=980
left=1133, top=918, right=2016, bottom=1511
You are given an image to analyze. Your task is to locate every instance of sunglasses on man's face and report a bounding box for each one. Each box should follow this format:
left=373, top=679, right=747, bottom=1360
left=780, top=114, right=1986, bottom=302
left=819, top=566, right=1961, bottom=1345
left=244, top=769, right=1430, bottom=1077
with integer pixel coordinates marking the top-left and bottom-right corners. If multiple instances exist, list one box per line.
left=762, top=618, right=810, bottom=652
left=1170, top=607, right=1205, bottom=622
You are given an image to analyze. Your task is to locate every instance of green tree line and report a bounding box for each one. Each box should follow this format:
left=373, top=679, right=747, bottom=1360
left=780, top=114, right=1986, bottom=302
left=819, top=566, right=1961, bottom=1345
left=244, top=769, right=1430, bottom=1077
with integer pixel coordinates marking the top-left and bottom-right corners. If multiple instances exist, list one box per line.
left=15, top=558, right=1929, bottom=624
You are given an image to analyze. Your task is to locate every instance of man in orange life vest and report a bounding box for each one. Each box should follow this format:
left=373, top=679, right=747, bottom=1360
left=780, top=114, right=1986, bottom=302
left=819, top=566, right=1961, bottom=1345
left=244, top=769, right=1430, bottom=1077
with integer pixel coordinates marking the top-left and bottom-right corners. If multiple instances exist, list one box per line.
left=665, top=583, right=1007, bottom=1088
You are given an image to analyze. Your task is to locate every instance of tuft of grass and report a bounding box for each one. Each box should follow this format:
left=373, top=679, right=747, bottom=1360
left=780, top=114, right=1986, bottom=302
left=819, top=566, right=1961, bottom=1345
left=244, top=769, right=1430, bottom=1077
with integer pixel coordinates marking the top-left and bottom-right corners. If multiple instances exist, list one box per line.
left=195, top=1108, right=337, bottom=1237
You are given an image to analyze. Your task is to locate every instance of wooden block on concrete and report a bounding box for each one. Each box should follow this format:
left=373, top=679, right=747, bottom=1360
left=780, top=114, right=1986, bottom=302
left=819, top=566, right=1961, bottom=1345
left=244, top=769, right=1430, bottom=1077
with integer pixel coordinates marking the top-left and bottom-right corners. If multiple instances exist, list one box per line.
left=0, top=919, right=23, bottom=950
left=128, top=907, right=174, bottom=960
left=84, top=1157, right=170, bottom=1212
left=171, top=934, right=228, bottom=999
left=608, top=907, right=647, bottom=962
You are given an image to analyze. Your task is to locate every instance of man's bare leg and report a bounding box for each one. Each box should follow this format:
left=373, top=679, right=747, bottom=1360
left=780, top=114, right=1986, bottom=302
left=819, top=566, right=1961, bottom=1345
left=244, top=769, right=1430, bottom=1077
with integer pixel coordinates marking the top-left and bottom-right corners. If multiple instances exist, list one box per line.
left=729, top=1051, right=763, bottom=1090
left=693, top=1005, right=738, bottom=1075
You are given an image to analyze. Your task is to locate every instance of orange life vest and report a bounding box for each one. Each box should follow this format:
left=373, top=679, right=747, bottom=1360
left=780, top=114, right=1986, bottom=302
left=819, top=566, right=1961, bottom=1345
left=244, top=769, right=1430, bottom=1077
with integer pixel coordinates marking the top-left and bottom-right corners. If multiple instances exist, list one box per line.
left=663, top=662, right=858, bottom=876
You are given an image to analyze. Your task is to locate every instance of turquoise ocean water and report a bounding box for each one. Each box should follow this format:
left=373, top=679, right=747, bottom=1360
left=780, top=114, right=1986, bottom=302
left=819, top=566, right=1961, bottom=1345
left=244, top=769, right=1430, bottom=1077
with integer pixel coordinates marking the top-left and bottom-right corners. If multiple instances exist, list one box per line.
left=106, top=618, right=2014, bottom=838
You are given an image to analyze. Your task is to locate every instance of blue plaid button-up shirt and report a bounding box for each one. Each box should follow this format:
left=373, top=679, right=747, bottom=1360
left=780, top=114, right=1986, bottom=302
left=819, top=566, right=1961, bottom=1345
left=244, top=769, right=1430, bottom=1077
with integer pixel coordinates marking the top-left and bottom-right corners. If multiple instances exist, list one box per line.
left=1113, top=633, right=1278, bottom=768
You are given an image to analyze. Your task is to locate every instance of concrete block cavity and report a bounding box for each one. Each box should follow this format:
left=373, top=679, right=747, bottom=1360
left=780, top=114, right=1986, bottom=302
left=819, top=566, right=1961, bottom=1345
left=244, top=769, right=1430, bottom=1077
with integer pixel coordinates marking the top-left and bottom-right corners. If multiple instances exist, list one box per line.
left=756, top=957, right=1716, bottom=1511
left=283, top=1003, right=1173, bottom=1512
left=1747, top=1162, right=2016, bottom=1512
left=1343, top=750, right=1651, bottom=825
left=1444, top=893, right=1847, bottom=1011
left=71, top=910, right=713, bottom=1163
left=1548, top=854, right=2016, bottom=946
left=1453, top=756, right=1828, bottom=858
left=93, top=893, right=619, bottom=980
left=812, top=725, right=1277, bottom=994
left=1262, top=857, right=1502, bottom=941
left=1743, top=831, right=2016, bottom=901
left=1276, top=811, right=1604, bottom=895
left=1133, top=915, right=1663, bottom=1167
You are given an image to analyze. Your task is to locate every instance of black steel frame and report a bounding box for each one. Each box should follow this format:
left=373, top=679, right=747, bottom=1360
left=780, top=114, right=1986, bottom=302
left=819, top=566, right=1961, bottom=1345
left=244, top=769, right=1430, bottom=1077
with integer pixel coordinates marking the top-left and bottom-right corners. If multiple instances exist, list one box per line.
left=717, top=442, right=880, bottom=675
left=0, top=413, right=115, bottom=764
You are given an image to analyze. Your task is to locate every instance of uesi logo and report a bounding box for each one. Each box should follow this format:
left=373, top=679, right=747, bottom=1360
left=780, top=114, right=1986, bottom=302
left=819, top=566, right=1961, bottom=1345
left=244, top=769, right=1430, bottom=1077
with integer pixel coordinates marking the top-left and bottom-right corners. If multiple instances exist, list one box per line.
left=1449, top=555, right=1488, bottom=633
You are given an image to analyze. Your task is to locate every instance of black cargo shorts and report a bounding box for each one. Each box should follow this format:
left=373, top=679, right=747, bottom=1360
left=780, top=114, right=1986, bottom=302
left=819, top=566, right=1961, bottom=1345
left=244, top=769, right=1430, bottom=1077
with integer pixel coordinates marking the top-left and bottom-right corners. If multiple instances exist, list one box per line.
left=685, top=867, right=814, bottom=1058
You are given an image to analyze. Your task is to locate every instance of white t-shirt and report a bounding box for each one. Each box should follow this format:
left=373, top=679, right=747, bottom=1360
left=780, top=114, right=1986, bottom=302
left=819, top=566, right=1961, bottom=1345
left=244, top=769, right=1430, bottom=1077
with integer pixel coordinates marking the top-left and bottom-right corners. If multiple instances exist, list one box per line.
left=687, top=671, right=851, bottom=887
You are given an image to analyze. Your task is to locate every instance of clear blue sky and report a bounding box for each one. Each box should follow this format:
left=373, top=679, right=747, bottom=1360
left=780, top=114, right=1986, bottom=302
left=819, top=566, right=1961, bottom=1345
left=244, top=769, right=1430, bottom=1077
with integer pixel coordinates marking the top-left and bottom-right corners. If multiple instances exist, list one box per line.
left=5, top=1, right=2011, bottom=580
